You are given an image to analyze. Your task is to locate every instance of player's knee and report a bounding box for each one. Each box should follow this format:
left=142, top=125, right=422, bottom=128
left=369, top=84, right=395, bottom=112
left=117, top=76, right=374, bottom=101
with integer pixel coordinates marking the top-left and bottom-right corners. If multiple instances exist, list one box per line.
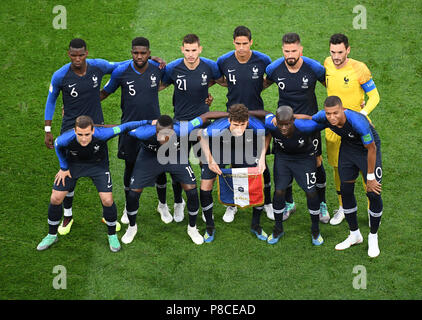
left=156, top=172, right=167, bottom=186
left=200, top=189, right=213, bottom=207
left=181, top=183, right=197, bottom=192
left=340, top=181, right=355, bottom=196
left=127, top=189, right=142, bottom=212
left=102, top=202, right=117, bottom=221
left=305, top=190, right=320, bottom=211
left=272, top=190, right=286, bottom=210
left=101, top=197, right=114, bottom=207
left=340, top=182, right=357, bottom=209
left=185, top=188, right=199, bottom=213
left=316, top=163, right=326, bottom=184
left=50, top=191, right=66, bottom=205
left=200, top=179, right=215, bottom=192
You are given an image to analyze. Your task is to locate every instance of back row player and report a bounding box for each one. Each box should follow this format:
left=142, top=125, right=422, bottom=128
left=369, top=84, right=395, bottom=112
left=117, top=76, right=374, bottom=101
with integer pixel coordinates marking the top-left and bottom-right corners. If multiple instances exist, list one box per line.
left=215, top=25, right=274, bottom=222
left=264, top=32, right=329, bottom=224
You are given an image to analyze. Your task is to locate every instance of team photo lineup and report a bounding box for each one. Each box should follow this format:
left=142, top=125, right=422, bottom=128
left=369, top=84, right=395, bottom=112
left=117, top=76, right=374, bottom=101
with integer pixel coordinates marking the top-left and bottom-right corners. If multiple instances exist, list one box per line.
left=39, top=26, right=384, bottom=258
left=3, top=0, right=422, bottom=302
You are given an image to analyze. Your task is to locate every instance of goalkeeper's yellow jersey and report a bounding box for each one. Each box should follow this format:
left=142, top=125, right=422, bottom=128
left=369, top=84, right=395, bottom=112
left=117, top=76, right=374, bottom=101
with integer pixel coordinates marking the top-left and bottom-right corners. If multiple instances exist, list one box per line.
left=324, top=57, right=377, bottom=112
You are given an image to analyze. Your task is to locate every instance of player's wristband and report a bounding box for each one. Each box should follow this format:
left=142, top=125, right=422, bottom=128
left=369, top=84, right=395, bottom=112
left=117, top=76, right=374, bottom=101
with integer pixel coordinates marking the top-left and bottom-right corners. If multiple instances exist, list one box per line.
left=367, top=173, right=376, bottom=181
left=44, top=126, right=52, bottom=133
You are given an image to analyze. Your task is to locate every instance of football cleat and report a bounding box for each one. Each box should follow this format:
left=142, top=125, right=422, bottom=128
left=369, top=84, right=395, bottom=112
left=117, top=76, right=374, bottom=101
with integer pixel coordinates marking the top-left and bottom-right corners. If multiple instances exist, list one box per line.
left=203, top=227, right=216, bottom=243
left=282, top=202, right=296, bottom=221
left=319, top=202, right=330, bottom=224
left=312, top=233, right=324, bottom=246
left=187, top=225, right=204, bottom=245
left=122, top=225, right=138, bottom=244
left=222, top=206, right=237, bottom=223
left=330, top=207, right=345, bottom=225
left=267, top=228, right=284, bottom=245
left=173, top=199, right=186, bottom=223
left=37, top=234, right=58, bottom=251
left=368, top=233, right=380, bottom=258
left=251, top=225, right=268, bottom=241
left=335, top=230, right=363, bottom=250
left=108, top=234, right=121, bottom=252
left=58, top=217, right=74, bottom=235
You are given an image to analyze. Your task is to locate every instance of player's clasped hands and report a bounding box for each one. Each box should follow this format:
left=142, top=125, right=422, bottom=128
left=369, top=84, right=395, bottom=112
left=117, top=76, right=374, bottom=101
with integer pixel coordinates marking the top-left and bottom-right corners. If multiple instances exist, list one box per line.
left=54, top=169, right=72, bottom=187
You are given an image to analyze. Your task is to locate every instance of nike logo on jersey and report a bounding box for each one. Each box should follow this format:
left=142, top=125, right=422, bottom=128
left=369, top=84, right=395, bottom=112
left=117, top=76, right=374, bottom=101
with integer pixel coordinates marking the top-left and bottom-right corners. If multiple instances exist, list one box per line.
left=177, top=74, right=186, bottom=78
left=68, top=83, right=77, bottom=87
left=277, top=78, right=286, bottom=81
left=348, top=132, right=355, bottom=138
left=126, top=81, right=135, bottom=84
left=228, top=69, right=236, bottom=72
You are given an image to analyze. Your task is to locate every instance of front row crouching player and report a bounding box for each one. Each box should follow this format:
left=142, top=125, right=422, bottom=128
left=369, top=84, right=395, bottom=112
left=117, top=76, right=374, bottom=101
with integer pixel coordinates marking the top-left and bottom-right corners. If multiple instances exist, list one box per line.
left=198, top=104, right=271, bottom=243
left=37, top=116, right=147, bottom=252
left=304, top=96, right=383, bottom=257
left=122, top=111, right=228, bottom=245
left=262, top=106, right=325, bottom=246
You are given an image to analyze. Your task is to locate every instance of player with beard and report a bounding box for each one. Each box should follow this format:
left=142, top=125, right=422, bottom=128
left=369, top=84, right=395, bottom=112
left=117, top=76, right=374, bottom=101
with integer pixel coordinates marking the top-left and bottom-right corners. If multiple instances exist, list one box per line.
left=265, top=33, right=329, bottom=224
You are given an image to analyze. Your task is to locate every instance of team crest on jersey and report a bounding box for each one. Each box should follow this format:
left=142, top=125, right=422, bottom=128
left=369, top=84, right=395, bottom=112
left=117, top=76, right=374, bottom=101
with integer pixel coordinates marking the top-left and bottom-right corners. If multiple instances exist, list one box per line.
left=343, top=76, right=350, bottom=87
left=298, top=138, right=305, bottom=147
left=252, top=66, right=259, bottom=79
left=201, top=72, right=208, bottom=86
left=92, top=75, right=98, bottom=88
left=301, top=76, right=309, bottom=89
left=151, top=74, right=157, bottom=87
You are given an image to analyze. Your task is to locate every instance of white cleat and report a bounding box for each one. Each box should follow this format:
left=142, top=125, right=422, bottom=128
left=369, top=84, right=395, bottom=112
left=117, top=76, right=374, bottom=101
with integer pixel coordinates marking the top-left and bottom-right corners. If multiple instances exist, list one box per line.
left=187, top=225, right=204, bottom=245
left=173, top=199, right=186, bottom=223
left=264, top=204, right=274, bottom=220
left=330, top=206, right=345, bottom=225
left=335, top=230, right=363, bottom=250
left=122, top=224, right=138, bottom=244
left=368, top=233, right=380, bottom=258
left=157, top=202, right=173, bottom=224
left=222, top=206, right=237, bottom=223
left=121, top=207, right=129, bottom=224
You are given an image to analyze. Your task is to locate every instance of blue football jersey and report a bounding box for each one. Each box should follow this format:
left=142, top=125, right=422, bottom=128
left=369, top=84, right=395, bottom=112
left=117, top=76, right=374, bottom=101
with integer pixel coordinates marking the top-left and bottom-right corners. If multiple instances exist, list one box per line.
left=266, top=56, right=325, bottom=115
left=45, top=59, right=124, bottom=133
left=312, top=109, right=378, bottom=149
left=162, top=58, right=222, bottom=121
left=103, top=60, right=164, bottom=122
left=264, top=113, right=323, bottom=158
left=54, top=121, right=144, bottom=170
left=217, top=50, right=272, bottom=111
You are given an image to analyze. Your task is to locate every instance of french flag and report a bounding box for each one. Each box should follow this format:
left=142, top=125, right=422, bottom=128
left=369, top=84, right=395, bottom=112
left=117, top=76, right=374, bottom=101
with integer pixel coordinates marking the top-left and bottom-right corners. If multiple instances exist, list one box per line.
left=218, top=167, right=264, bottom=208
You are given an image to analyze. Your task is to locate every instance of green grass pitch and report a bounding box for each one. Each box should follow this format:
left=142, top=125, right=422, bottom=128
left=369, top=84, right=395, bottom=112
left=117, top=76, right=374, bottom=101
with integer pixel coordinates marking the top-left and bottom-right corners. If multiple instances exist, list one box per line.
left=0, top=0, right=421, bottom=301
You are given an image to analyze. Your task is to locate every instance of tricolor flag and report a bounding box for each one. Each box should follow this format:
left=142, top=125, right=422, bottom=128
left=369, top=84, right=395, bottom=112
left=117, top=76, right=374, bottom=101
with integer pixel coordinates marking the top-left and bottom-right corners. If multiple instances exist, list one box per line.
left=217, top=167, right=264, bottom=208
